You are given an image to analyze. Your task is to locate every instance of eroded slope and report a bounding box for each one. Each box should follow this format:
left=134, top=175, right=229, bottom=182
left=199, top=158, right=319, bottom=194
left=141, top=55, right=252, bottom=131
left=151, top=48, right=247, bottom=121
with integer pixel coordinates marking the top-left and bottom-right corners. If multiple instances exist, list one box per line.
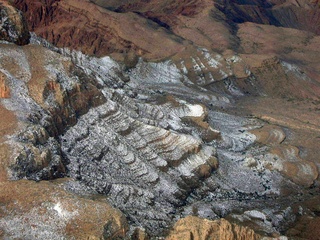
left=1, top=0, right=320, bottom=239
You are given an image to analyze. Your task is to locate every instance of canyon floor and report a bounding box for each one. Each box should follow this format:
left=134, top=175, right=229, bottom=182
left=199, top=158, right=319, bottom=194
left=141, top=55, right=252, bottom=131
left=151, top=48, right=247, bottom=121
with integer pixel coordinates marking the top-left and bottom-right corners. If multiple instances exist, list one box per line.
left=0, top=0, right=320, bottom=239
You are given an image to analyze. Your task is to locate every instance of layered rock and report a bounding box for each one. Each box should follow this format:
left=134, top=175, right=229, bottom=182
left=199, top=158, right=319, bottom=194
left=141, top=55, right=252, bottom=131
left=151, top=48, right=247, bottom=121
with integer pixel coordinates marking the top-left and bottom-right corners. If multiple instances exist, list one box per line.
left=0, top=39, right=318, bottom=240
left=9, top=36, right=320, bottom=237
left=0, top=37, right=222, bottom=236
left=1, top=1, right=320, bottom=238
left=249, top=126, right=318, bottom=186
left=61, top=92, right=219, bottom=233
left=166, top=216, right=262, bottom=240
left=0, top=38, right=128, bottom=238
left=0, top=36, right=312, bottom=238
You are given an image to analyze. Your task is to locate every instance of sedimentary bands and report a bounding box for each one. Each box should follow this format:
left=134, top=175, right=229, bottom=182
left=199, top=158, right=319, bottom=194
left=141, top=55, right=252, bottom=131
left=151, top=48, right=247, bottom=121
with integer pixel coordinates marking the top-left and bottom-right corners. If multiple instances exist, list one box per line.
left=0, top=0, right=320, bottom=239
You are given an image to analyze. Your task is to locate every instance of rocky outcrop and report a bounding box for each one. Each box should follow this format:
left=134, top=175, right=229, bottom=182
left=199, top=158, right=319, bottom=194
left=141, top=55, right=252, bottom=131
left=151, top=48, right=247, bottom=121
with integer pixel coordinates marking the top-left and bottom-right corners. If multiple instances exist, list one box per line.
left=0, top=0, right=30, bottom=45
left=61, top=92, right=219, bottom=233
left=1, top=1, right=320, bottom=239
left=0, top=42, right=108, bottom=181
left=166, top=216, right=262, bottom=240
left=0, top=72, right=10, bottom=98
left=269, top=145, right=318, bottom=186
left=0, top=39, right=222, bottom=236
left=249, top=126, right=318, bottom=186
left=0, top=180, right=128, bottom=239
left=1, top=37, right=314, bottom=237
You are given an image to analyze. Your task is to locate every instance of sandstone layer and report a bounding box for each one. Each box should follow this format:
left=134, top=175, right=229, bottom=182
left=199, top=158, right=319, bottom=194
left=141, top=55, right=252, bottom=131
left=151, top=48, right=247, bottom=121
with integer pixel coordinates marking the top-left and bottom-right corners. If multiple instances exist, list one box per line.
left=166, top=216, right=261, bottom=240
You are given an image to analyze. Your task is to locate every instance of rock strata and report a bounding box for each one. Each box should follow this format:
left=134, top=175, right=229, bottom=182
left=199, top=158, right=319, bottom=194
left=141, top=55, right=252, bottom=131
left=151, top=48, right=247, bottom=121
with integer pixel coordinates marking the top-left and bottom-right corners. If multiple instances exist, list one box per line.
left=166, top=216, right=261, bottom=240
left=0, top=38, right=222, bottom=236
left=61, top=92, right=219, bottom=233
left=0, top=1, right=320, bottom=239
left=1, top=37, right=318, bottom=237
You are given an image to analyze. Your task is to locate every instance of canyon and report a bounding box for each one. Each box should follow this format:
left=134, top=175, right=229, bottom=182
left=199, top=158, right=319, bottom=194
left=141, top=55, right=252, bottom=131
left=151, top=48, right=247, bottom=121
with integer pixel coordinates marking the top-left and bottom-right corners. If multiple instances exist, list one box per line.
left=0, top=0, right=320, bottom=239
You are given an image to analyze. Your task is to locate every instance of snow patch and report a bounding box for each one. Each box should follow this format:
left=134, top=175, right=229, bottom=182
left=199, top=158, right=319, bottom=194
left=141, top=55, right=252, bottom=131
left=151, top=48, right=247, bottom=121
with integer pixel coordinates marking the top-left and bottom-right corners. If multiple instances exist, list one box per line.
left=53, top=202, right=77, bottom=220
left=199, top=48, right=223, bottom=69
left=186, top=104, right=205, bottom=117
left=281, top=61, right=309, bottom=81
left=226, top=55, right=241, bottom=64
left=129, top=59, right=183, bottom=84
left=244, top=210, right=267, bottom=221
left=180, top=61, right=188, bottom=74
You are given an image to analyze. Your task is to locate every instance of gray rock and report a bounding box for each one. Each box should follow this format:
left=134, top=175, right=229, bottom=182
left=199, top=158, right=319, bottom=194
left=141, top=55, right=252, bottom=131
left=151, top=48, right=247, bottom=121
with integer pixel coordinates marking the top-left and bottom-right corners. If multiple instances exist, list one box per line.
left=0, top=2, right=30, bottom=45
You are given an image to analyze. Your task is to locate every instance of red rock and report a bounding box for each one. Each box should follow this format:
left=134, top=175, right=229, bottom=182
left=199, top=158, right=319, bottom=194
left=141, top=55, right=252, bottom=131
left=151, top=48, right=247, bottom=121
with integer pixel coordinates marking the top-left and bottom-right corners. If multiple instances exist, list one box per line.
left=0, top=73, right=10, bottom=99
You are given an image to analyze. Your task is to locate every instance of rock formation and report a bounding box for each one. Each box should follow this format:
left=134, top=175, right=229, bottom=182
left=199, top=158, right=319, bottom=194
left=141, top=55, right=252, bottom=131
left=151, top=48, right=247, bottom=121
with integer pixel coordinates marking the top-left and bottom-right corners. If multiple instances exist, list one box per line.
left=13, top=0, right=185, bottom=60
left=0, top=0, right=30, bottom=45
left=0, top=35, right=317, bottom=237
left=61, top=91, right=219, bottom=233
left=0, top=180, right=128, bottom=240
left=0, top=72, right=10, bottom=98
left=166, top=216, right=262, bottom=240
left=0, top=0, right=320, bottom=239
left=0, top=37, right=221, bottom=235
